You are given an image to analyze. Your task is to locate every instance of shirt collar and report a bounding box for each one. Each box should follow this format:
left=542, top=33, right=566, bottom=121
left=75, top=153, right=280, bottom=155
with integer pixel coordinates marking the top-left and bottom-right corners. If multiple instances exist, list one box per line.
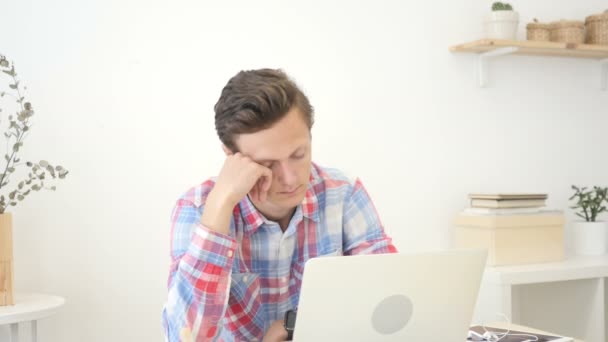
left=301, top=181, right=320, bottom=223
left=238, top=196, right=266, bottom=235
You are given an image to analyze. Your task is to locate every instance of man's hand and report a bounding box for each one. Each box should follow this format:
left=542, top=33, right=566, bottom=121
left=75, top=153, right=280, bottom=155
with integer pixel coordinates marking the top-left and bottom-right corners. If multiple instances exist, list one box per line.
left=201, top=153, right=272, bottom=234
left=262, top=320, right=289, bottom=342
left=214, top=152, right=273, bottom=204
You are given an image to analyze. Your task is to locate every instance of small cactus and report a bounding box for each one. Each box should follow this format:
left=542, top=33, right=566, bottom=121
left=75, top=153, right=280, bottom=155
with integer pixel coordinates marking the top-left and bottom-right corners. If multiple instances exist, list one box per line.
left=492, top=2, right=505, bottom=11
left=491, top=2, right=513, bottom=11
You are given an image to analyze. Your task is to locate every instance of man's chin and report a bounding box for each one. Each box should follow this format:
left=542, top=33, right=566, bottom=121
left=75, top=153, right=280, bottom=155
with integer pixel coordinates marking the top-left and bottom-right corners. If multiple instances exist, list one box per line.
left=268, top=192, right=306, bottom=208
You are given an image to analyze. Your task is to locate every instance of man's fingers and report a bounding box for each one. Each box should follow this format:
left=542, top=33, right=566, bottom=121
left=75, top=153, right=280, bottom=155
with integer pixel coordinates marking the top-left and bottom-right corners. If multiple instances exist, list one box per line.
left=262, top=169, right=273, bottom=192
left=258, top=181, right=264, bottom=202
left=237, top=158, right=273, bottom=203
left=259, top=168, right=272, bottom=202
left=259, top=181, right=266, bottom=202
left=250, top=175, right=266, bottom=203
left=249, top=181, right=259, bottom=202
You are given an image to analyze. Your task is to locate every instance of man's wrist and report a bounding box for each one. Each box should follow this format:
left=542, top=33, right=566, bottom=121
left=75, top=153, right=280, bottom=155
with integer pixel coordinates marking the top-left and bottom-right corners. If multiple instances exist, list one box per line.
left=284, top=309, right=297, bottom=341
left=200, top=189, right=234, bottom=235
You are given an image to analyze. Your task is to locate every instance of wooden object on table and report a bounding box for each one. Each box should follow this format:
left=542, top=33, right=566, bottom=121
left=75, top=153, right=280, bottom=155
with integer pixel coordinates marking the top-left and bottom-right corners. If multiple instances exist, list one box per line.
left=0, top=213, right=14, bottom=306
left=453, top=211, right=565, bottom=266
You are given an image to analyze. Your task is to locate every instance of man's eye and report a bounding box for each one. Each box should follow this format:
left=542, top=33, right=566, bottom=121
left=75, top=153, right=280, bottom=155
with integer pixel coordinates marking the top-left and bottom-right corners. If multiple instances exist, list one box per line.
left=292, top=154, right=305, bottom=159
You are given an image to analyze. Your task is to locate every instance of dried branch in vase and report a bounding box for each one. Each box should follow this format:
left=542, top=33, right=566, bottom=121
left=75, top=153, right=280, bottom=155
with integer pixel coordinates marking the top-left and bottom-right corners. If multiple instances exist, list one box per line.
left=0, top=55, right=69, bottom=214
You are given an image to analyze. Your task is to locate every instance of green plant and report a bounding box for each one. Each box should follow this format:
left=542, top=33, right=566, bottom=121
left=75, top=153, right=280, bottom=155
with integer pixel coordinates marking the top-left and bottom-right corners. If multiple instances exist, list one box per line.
left=492, top=2, right=513, bottom=11
left=0, top=54, right=68, bottom=214
left=569, top=185, right=608, bottom=222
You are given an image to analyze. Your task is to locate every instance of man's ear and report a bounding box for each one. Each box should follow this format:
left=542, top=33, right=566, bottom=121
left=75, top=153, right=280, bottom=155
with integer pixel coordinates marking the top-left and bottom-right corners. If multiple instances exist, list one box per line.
left=222, top=144, right=234, bottom=156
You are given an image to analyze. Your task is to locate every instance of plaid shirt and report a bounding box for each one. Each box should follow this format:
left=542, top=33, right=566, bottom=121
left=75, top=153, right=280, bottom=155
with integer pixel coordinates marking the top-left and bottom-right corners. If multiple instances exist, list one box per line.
left=162, top=163, right=397, bottom=341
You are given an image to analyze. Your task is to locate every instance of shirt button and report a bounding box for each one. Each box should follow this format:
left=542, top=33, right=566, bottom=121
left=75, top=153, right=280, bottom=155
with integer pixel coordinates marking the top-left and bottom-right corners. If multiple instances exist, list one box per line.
left=227, top=250, right=233, bottom=257
left=243, top=275, right=249, bottom=282
left=282, top=277, right=288, bottom=283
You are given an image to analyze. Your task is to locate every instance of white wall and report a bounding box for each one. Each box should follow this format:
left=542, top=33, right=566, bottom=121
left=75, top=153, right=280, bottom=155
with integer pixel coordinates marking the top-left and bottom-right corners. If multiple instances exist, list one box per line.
left=1, top=0, right=607, bottom=340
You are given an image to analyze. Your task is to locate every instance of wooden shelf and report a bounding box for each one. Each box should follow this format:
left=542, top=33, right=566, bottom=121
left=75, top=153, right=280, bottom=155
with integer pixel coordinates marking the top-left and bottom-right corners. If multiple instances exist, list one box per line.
left=450, top=39, right=608, bottom=59
left=449, top=39, right=608, bottom=89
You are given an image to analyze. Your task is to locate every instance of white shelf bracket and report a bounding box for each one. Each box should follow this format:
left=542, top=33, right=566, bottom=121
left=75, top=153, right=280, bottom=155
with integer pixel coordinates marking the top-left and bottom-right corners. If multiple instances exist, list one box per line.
left=601, top=58, right=608, bottom=91
left=478, top=47, right=519, bottom=87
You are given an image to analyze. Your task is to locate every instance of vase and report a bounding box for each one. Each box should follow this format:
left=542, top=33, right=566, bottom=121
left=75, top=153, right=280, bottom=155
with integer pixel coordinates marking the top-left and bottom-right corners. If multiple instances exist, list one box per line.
left=572, top=221, right=608, bottom=255
left=484, top=11, right=520, bottom=40
left=0, top=212, right=14, bottom=306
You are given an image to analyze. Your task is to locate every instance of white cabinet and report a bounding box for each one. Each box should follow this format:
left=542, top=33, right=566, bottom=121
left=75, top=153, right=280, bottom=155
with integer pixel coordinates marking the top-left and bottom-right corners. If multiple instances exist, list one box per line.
left=473, top=254, right=608, bottom=342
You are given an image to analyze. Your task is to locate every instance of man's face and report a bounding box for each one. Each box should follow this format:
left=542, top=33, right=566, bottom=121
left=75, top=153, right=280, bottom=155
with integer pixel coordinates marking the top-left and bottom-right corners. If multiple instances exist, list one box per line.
left=233, top=107, right=312, bottom=217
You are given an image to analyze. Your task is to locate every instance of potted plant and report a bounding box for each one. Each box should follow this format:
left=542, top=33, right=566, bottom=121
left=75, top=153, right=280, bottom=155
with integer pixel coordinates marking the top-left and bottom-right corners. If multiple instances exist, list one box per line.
left=484, top=2, right=520, bottom=40
left=569, top=185, right=608, bottom=255
left=0, top=55, right=68, bottom=306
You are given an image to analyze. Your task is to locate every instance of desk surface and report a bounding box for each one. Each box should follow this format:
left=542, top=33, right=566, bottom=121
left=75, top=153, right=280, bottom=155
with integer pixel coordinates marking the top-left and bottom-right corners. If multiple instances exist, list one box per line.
left=487, top=322, right=582, bottom=342
left=0, top=293, right=65, bottom=325
left=485, top=253, right=608, bottom=285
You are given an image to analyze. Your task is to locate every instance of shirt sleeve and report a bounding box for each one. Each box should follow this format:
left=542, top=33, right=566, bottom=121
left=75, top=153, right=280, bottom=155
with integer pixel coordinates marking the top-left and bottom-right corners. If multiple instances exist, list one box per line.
left=162, top=198, right=238, bottom=342
left=342, top=178, right=398, bottom=255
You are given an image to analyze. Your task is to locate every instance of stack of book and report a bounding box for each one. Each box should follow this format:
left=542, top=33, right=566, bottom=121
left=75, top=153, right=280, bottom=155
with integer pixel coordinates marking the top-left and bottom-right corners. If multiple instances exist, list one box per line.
left=465, top=193, right=548, bottom=215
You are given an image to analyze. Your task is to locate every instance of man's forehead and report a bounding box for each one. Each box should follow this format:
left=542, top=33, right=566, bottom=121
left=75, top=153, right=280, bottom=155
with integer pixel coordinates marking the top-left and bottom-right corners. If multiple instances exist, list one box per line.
left=240, top=141, right=309, bottom=161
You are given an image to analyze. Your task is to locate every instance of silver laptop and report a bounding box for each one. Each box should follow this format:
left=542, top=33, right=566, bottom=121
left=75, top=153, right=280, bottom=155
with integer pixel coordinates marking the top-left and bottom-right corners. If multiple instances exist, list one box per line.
left=292, top=249, right=487, bottom=341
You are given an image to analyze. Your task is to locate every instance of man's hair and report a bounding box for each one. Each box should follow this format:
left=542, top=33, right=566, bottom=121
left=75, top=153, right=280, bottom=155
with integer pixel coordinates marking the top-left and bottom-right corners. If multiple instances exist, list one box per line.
left=214, top=68, right=314, bottom=152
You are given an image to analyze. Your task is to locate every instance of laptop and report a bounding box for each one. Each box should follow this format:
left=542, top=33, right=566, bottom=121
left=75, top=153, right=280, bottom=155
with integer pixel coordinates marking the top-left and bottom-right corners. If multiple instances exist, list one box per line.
left=292, top=249, right=488, bottom=341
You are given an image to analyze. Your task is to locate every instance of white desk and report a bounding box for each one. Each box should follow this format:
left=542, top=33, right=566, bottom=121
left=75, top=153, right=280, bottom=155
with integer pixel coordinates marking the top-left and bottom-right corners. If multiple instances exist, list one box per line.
left=473, top=254, right=608, bottom=342
left=0, top=293, right=65, bottom=342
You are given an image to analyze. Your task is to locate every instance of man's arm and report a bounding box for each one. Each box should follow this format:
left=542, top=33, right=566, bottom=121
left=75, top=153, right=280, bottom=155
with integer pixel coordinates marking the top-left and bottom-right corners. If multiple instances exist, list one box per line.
left=162, top=199, right=237, bottom=341
left=342, top=178, right=398, bottom=255
left=162, top=153, right=273, bottom=341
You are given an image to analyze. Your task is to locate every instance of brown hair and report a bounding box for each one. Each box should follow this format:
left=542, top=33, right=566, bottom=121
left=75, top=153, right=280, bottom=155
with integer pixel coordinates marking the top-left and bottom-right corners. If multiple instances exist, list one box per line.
left=214, top=69, right=314, bottom=152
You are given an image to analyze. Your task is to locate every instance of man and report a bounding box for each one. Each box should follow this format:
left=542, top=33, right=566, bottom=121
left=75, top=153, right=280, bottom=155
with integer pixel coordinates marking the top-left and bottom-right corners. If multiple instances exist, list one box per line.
left=162, top=69, right=397, bottom=342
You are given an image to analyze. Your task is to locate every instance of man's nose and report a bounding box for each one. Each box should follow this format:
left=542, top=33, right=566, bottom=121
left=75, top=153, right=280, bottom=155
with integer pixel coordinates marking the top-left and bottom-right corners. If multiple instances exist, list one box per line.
left=276, top=161, right=297, bottom=185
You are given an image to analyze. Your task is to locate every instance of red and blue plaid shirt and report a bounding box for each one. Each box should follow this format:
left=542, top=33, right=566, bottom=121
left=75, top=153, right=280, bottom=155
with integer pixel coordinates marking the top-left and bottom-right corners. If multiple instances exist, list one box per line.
left=162, top=163, right=397, bottom=341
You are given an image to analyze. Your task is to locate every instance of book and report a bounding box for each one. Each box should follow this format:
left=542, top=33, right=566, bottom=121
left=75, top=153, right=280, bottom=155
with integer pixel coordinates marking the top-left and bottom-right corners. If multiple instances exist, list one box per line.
left=470, top=198, right=546, bottom=209
left=463, top=207, right=545, bottom=215
left=469, top=325, right=573, bottom=342
left=469, top=193, right=548, bottom=200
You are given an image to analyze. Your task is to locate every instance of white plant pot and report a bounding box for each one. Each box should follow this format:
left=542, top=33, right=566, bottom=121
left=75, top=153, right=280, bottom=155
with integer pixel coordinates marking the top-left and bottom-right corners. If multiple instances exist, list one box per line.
left=484, top=11, right=520, bottom=40
left=572, top=221, right=608, bottom=255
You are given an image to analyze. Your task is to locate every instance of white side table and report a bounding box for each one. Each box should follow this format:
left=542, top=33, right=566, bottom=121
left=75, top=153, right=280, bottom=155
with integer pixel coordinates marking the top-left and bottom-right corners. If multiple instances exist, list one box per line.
left=473, top=254, right=608, bottom=342
left=0, top=293, right=65, bottom=342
